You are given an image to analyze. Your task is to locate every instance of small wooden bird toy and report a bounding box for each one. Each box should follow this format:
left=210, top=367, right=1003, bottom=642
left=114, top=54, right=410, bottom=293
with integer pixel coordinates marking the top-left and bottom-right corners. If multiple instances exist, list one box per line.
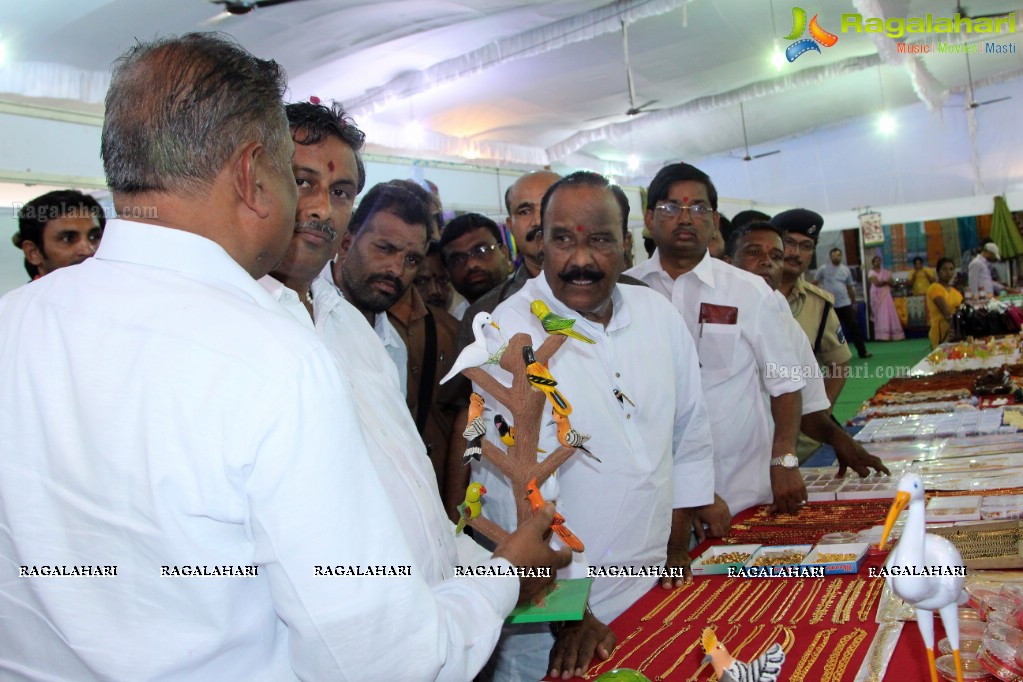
left=522, top=345, right=572, bottom=416
left=455, top=481, right=486, bottom=535
left=879, top=473, right=967, bottom=682
left=440, top=312, right=502, bottom=384
left=493, top=414, right=545, bottom=453
left=462, top=393, right=486, bottom=465
left=548, top=409, right=600, bottom=463
left=530, top=299, right=596, bottom=344
left=525, top=477, right=584, bottom=552
left=701, top=628, right=785, bottom=682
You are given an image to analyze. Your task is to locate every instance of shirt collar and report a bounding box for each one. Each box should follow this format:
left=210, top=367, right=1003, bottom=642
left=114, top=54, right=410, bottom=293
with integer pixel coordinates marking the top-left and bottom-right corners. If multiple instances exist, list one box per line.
left=95, top=219, right=283, bottom=313
left=388, top=286, right=428, bottom=326
left=787, top=276, right=808, bottom=304
left=632, top=248, right=715, bottom=288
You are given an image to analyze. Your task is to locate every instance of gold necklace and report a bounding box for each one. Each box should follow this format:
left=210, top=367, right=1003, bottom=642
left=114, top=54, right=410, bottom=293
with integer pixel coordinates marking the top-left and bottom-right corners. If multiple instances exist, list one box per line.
left=687, top=624, right=766, bottom=682
left=616, top=622, right=671, bottom=670
left=863, top=622, right=901, bottom=682
left=790, top=627, right=837, bottom=681
left=821, top=628, right=867, bottom=682
left=858, top=579, right=885, bottom=622
left=809, top=578, right=843, bottom=625
left=749, top=581, right=787, bottom=622
left=780, top=626, right=796, bottom=654
left=641, top=584, right=689, bottom=622
left=772, top=581, right=805, bottom=623
left=656, top=632, right=704, bottom=681
left=635, top=625, right=690, bottom=672
left=744, top=624, right=783, bottom=660
left=686, top=581, right=732, bottom=622
left=729, top=580, right=771, bottom=623
left=583, top=626, right=641, bottom=679
left=840, top=579, right=866, bottom=624
left=790, top=579, right=824, bottom=624
left=708, top=581, right=752, bottom=622
left=661, top=580, right=710, bottom=624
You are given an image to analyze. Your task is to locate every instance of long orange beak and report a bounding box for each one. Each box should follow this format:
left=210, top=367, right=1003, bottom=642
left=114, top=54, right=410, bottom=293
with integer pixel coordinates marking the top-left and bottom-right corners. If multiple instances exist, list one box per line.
left=879, top=491, right=910, bottom=549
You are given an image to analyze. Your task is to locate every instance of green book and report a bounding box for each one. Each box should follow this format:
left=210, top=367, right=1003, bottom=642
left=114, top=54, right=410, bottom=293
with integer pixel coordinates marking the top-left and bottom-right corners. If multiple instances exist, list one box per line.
left=506, top=578, right=593, bottom=624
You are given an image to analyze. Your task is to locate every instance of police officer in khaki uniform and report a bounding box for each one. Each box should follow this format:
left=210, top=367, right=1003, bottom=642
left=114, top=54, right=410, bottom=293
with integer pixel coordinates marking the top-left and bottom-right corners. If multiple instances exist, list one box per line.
left=772, top=209, right=853, bottom=461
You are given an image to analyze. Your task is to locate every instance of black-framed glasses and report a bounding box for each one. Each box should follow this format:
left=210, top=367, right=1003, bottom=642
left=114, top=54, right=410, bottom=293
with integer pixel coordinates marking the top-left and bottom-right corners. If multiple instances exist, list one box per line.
left=783, top=236, right=816, bottom=253
left=654, top=202, right=714, bottom=219
left=446, top=243, right=500, bottom=269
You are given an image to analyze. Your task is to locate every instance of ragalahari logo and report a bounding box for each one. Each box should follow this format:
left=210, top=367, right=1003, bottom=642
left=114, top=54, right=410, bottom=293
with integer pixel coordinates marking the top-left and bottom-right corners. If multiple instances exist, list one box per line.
left=784, top=7, right=839, bottom=61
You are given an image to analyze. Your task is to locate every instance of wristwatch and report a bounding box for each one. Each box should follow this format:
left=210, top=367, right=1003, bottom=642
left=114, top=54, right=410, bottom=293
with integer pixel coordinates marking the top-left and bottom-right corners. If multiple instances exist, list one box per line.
left=770, top=453, right=799, bottom=469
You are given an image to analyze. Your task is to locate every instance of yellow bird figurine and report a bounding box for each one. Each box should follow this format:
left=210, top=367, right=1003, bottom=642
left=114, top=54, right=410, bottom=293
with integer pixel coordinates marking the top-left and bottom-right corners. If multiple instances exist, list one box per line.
left=493, top=414, right=545, bottom=453
left=701, top=628, right=785, bottom=682
left=530, top=299, right=596, bottom=344
left=880, top=473, right=967, bottom=682
left=522, top=345, right=572, bottom=416
left=548, top=409, right=600, bottom=463
left=455, top=482, right=486, bottom=535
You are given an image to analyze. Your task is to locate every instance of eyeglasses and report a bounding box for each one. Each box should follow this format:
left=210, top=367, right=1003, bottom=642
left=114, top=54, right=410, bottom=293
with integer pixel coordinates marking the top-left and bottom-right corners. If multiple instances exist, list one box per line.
left=654, top=202, right=714, bottom=219
left=446, top=242, right=500, bottom=269
left=782, top=237, right=816, bottom=254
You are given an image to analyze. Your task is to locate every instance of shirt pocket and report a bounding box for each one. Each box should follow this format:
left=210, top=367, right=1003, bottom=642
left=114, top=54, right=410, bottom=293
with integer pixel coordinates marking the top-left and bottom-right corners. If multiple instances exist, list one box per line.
left=698, top=323, right=740, bottom=385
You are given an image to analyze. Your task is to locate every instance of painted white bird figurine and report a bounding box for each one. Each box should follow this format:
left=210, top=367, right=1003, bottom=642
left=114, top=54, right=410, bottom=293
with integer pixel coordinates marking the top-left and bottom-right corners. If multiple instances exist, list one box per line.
left=701, top=628, right=785, bottom=682
left=879, top=473, right=967, bottom=682
left=440, top=312, right=501, bottom=384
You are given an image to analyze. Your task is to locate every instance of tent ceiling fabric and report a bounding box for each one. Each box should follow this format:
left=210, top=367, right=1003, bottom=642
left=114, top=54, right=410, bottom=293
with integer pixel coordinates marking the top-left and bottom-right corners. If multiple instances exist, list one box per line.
left=1, top=0, right=1022, bottom=210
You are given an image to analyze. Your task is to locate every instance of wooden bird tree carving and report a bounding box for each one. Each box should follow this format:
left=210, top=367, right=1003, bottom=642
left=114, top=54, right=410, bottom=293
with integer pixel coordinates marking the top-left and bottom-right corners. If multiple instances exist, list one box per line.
left=461, top=332, right=580, bottom=544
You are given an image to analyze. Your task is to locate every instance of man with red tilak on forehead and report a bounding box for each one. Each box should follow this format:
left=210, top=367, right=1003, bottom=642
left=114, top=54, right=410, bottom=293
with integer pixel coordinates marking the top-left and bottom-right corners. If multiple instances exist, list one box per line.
left=469, top=171, right=714, bottom=681
left=627, top=162, right=807, bottom=534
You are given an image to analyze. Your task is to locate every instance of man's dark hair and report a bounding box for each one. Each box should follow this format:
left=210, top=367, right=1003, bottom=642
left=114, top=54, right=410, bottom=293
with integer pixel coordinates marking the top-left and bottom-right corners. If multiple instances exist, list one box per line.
left=913, top=256, right=924, bottom=266
left=540, top=171, right=630, bottom=238
left=936, top=256, right=955, bottom=271
left=717, top=215, right=733, bottom=245
left=731, top=209, right=771, bottom=228
left=13, top=190, right=107, bottom=278
left=830, top=247, right=843, bottom=256
left=725, top=220, right=783, bottom=258
left=101, top=33, right=289, bottom=196
left=387, top=180, right=438, bottom=233
left=286, top=100, right=367, bottom=192
left=646, top=162, right=718, bottom=211
left=347, top=182, right=432, bottom=238
left=438, top=213, right=503, bottom=252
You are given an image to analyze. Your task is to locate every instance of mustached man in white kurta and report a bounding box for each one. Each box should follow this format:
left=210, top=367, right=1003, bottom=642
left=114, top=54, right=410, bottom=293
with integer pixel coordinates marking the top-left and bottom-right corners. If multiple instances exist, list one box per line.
left=471, top=172, right=715, bottom=681
left=0, top=35, right=568, bottom=682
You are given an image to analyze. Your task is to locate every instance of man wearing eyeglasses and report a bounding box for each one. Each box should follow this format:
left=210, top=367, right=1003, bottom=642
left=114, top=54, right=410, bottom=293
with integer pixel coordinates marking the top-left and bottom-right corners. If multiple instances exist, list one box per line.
left=771, top=208, right=853, bottom=413
left=439, top=213, right=513, bottom=320
left=626, top=162, right=807, bottom=527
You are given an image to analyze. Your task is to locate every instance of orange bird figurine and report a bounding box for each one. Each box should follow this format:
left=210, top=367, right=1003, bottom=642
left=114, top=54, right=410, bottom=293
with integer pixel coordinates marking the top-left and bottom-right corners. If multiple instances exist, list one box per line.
left=525, top=477, right=584, bottom=553
left=548, top=409, right=600, bottom=463
left=522, top=345, right=572, bottom=416
left=462, top=392, right=486, bottom=464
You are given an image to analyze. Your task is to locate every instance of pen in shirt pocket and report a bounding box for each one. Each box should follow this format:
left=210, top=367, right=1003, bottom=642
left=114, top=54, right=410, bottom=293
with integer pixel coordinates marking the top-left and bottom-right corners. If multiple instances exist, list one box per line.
left=614, top=388, right=635, bottom=407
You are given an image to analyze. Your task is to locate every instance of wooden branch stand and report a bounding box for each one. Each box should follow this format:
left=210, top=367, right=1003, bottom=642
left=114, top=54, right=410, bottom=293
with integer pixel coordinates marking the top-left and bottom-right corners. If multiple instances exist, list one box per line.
left=461, top=332, right=578, bottom=543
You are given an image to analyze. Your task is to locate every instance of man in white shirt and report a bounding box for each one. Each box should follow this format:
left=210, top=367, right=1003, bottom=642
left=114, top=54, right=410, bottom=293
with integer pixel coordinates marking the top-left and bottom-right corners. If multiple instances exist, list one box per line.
left=815, top=248, right=871, bottom=358
left=626, top=162, right=806, bottom=527
left=473, top=172, right=715, bottom=681
left=259, top=99, right=568, bottom=678
left=725, top=221, right=890, bottom=480
left=0, top=34, right=565, bottom=681
left=968, top=242, right=1005, bottom=297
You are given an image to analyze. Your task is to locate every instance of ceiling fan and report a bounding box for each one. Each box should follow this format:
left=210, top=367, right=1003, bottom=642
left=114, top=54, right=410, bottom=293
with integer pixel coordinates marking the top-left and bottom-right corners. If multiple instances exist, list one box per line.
left=586, top=20, right=659, bottom=122
left=733, top=102, right=781, bottom=161
left=957, top=51, right=1012, bottom=109
left=208, top=0, right=307, bottom=18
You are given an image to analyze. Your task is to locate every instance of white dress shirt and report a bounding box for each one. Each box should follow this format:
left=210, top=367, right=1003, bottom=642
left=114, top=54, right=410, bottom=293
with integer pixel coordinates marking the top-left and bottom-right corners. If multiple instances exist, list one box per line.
left=772, top=290, right=831, bottom=415
left=627, top=251, right=804, bottom=515
left=259, top=268, right=514, bottom=587
left=0, top=219, right=513, bottom=682
left=472, top=275, right=715, bottom=625
left=967, top=253, right=1003, bottom=297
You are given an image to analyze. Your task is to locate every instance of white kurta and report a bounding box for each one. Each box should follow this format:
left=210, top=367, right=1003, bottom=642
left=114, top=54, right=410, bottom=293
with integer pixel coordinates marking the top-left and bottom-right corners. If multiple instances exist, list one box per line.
left=0, top=219, right=513, bottom=682
left=472, top=275, right=715, bottom=625
left=259, top=270, right=512, bottom=584
left=627, top=251, right=804, bottom=515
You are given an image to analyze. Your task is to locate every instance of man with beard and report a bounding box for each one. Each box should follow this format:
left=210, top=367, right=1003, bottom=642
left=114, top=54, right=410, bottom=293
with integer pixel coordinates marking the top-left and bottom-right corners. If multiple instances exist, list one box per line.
left=726, top=221, right=889, bottom=478
left=439, top=212, right=512, bottom=319
left=333, top=182, right=435, bottom=396
left=12, top=189, right=106, bottom=280
left=258, top=98, right=570, bottom=680
left=626, top=162, right=806, bottom=527
left=471, top=172, right=714, bottom=681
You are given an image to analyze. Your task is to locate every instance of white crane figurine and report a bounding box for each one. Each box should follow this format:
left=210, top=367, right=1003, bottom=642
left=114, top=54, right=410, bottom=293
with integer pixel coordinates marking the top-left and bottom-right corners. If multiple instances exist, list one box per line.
left=879, top=473, right=967, bottom=682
